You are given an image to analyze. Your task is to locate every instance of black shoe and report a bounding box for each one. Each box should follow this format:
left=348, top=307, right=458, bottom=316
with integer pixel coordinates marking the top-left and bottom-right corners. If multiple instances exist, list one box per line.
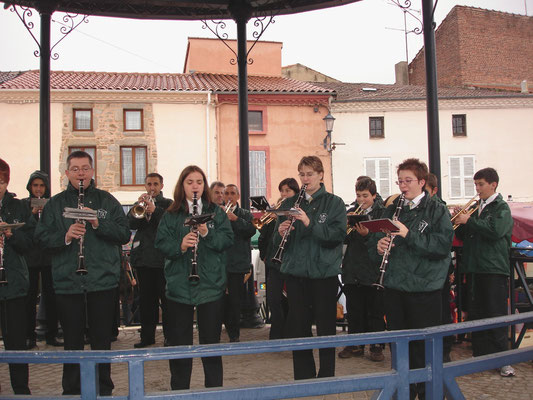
left=26, top=339, right=37, bottom=350
left=229, top=337, right=240, bottom=343
left=46, top=338, right=64, bottom=347
left=134, top=340, right=155, bottom=348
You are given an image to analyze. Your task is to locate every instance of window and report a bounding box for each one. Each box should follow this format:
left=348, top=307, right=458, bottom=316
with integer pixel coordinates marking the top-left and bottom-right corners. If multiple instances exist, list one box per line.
left=121, top=146, right=147, bottom=186
left=248, top=110, right=263, bottom=132
left=69, top=146, right=96, bottom=184
left=249, top=150, right=267, bottom=196
left=449, top=156, right=475, bottom=199
left=364, top=158, right=391, bottom=198
left=452, top=114, right=467, bottom=136
left=73, top=109, right=92, bottom=131
left=124, top=109, right=143, bottom=131
left=369, top=117, right=384, bottom=138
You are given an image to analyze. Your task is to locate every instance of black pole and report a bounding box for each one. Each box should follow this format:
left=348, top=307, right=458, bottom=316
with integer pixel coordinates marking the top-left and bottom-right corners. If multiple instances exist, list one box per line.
left=230, top=1, right=252, bottom=210
left=421, top=0, right=442, bottom=195
left=38, top=5, right=53, bottom=183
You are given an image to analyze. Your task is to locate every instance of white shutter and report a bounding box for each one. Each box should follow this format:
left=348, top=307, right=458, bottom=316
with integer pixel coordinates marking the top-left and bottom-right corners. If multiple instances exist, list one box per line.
left=449, top=157, right=462, bottom=198
left=249, top=151, right=267, bottom=197
left=365, top=159, right=376, bottom=180
left=378, top=159, right=390, bottom=198
left=463, top=156, right=475, bottom=197
left=449, top=156, right=476, bottom=199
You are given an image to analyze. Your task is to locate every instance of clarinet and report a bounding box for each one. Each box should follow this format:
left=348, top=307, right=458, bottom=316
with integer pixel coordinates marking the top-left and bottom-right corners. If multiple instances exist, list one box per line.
left=75, top=180, right=88, bottom=275
left=373, top=193, right=405, bottom=290
left=188, top=191, right=200, bottom=282
left=0, top=205, right=6, bottom=286
left=272, top=184, right=308, bottom=264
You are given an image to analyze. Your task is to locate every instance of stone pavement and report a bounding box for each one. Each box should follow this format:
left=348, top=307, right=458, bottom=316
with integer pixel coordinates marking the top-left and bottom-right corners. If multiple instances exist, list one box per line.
left=1, top=325, right=532, bottom=399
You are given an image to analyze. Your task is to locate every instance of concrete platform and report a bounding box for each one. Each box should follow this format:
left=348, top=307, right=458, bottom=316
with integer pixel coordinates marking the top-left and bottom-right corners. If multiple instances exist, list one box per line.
left=1, top=325, right=532, bottom=399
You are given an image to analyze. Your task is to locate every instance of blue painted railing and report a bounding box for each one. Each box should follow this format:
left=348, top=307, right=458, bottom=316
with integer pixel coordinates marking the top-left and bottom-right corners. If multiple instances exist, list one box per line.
left=1, top=311, right=533, bottom=399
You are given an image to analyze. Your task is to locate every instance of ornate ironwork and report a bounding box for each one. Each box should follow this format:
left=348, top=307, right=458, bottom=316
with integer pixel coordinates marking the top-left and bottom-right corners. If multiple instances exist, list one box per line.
left=9, top=5, right=88, bottom=59
left=200, top=19, right=239, bottom=65
left=388, top=0, right=423, bottom=35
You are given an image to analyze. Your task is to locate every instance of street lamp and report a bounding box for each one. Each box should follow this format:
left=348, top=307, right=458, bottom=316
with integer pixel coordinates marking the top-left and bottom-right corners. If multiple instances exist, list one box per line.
left=323, top=112, right=335, bottom=151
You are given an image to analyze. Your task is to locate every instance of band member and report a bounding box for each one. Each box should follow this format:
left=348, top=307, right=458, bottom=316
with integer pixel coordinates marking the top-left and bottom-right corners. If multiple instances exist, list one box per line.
left=453, top=167, right=515, bottom=377
left=0, top=158, right=34, bottom=395
left=277, top=156, right=346, bottom=380
left=339, top=177, right=385, bottom=361
left=128, top=173, right=173, bottom=348
left=35, top=151, right=130, bottom=396
left=155, top=165, right=233, bottom=389
left=22, top=170, right=63, bottom=349
left=369, top=158, right=453, bottom=399
left=258, top=178, right=299, bottom=339
left=210, top=181, right=225, bottom=206
left=223, top=184, right=256, bottom=342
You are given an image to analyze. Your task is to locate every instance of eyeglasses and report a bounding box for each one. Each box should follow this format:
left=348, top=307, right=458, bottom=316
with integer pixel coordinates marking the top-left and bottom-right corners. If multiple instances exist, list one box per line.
left=298, top=172, right=317, bottom=178
left=69, top=166, right=92, bottom=173
left=396, top=179, right=419, bottom=186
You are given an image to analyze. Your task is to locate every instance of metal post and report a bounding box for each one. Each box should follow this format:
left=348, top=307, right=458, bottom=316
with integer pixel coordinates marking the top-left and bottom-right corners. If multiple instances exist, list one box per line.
left=229, top=1, right=252, bottom=210
left=421, top=0, right=441, bottom=195
left=38, top=5, right=53, bottom=181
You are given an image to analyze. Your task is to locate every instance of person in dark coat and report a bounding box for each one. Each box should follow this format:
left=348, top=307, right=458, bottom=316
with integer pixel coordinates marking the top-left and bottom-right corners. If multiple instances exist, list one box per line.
left=0, top=158, right=35, bottom=395
left=155, top=165, right=233, bottom=389
left=35, top=151, right=130, bottom=396
left=222, top=184, right=256, bottom=342
left=22, top=170, right=63, bottom=349
left=128, top=172, right=173, bottom=348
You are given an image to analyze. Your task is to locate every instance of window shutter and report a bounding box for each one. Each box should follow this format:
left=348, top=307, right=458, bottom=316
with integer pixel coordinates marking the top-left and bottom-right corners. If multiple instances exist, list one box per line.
left=449, top=157, right=462, bottom=198
left=249, top=151, right=267, bottom=197
left=365, top=159, right=376, bottom=180
left=378, top=159, right=390, bottom=198
left=463, top=156, right=475, bottom=197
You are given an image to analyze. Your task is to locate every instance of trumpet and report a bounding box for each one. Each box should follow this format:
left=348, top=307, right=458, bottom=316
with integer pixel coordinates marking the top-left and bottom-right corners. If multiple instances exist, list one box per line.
left=451, top=195, right=480, bottom=230
left=252, top=199, right=282, bottom=229
left=131, top=191, right=154, bottom=219
left=346, top=203, right=364, bottom=235
left=224, top=201, right=237, bottom=214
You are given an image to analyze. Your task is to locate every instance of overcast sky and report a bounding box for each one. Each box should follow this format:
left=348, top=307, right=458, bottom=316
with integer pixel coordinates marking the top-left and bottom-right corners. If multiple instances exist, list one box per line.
left=0, top=0, right=530, bottom=84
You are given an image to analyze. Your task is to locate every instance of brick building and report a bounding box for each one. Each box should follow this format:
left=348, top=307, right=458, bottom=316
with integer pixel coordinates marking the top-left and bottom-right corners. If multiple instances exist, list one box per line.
left=409, top=6, right=533, bottom=91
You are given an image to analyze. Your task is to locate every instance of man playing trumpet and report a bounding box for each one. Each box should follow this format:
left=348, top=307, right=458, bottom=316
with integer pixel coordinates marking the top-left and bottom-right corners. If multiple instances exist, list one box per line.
left=128, top=173, right=172, bottom=348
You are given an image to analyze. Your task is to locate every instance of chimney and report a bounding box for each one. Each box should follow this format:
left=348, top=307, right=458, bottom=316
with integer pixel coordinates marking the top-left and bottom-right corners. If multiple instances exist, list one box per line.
left=395, top=61, right=409, bottom=85
left=521, top=80, right=528, bottom=93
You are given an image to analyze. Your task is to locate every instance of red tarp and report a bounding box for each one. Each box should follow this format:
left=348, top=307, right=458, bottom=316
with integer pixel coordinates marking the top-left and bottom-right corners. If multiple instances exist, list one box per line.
left=509, top=202, right=533, bottom=243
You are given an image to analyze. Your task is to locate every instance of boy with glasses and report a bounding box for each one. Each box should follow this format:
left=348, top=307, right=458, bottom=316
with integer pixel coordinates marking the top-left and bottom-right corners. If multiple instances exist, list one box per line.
left=369, top=158, right=454, bottom=399
left=35, top=151, right=130, bottom=396
left=453, top=167, right=515, bottom=377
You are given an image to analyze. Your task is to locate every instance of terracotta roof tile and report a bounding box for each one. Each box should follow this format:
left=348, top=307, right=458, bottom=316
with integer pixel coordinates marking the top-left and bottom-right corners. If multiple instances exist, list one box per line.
left=314, top=82, right=533, bottom=101
left=0, top=71, right=26, bottom=85
left=0, top=70, right=331, bottom=94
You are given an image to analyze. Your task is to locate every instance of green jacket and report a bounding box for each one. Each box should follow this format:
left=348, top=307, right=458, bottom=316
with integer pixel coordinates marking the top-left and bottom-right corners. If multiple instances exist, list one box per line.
left=368, top=192, right=454, bottom=292
left=226, top=205, right=256, bottom=274
left=0, top=192, right=34, bottom=300
left=128, top=192, right=173, bottom=268
left=35, top=181, right=131, bottom=294
left=456, top=194, right=512, bottom=276
left=278, top=184, right=346, bottom=279
left=155, top=202, right=233, bottom=305
left=342, top=203, right=385, bottom=286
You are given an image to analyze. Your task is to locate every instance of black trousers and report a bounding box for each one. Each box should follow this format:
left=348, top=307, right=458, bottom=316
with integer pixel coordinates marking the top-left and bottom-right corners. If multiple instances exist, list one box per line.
left=224, top=272, right=244, bottom=340
left=0, top=296, right=30, bottom=394
left=344, top=283, right=385, bottom=348
left=285, top=275, right=337, bottom=380
left=469, top=273, right=509, bottom=357
left=385, top=288, right=442, bottom=400
left=135, top=267, right=168, bottom=342
left=166, top=297, right=224, bottom=390
left=266, top=268, right=287, bottom=339
left=56, top=289, right=116, bottom=396
left=26, top=265, right=59, bottom=341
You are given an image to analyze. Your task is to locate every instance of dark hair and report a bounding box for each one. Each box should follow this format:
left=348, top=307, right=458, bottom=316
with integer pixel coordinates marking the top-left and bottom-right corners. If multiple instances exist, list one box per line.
left=167, top=165, right=211, bottom=214
left=0, top=158, right=10, bottom=184
left=298, top=156, right=324, bottom=174
left=67, top=150, right=93, bottom=168
left=397, top=158, right=428, bottom=182
left=426, top=173, right=438, bottom=190
left=278, top=178, right=299, bottom=194
left=209, top=181, right=225, bottom=190
left=474, top=167, right=499, bottom=186
left=356, top=175, right=371, bottom=182
left=356, top=177, right=377, bottom=195
left=146, top=172, right=163, bottom=184
left=225, top=184, right=239, bottom=195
